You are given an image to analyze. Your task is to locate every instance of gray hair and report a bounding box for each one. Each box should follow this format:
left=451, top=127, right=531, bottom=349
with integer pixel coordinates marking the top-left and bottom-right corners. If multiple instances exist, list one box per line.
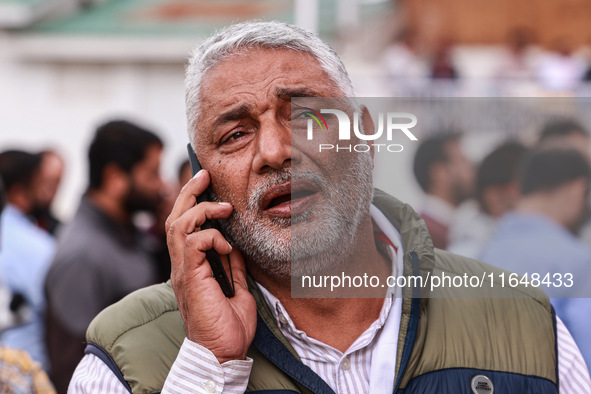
left=185, top=21, right=355, bottom=144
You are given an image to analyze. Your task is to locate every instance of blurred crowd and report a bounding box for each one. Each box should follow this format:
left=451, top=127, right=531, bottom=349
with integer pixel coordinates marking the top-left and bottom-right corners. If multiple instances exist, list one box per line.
left=382, top=27, right=591, bottom=96
left=412, top=119, right=591, bottom=370
left=0, top=121, right=192, bottom=393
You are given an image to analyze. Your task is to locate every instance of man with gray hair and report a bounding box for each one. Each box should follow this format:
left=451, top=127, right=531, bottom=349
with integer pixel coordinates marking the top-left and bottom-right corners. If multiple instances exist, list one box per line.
left=70, top=21, right=589, bottom=393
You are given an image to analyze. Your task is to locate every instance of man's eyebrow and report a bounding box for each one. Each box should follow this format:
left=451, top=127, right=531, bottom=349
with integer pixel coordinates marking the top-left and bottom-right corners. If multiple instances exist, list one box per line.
left=212, top=104, right=254, bottom=128
left=275, top=87, right=323, bottom=100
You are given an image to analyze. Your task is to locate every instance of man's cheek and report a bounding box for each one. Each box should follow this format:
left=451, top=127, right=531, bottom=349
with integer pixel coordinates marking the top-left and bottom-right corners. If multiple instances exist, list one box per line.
left=211, top=179, right=244, bottom=208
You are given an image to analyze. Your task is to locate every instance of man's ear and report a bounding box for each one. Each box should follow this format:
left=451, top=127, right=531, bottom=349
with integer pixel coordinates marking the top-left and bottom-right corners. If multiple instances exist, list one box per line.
left=102, top=163, right=130, bottom=199
left=360, top=105, right=376, bottom=159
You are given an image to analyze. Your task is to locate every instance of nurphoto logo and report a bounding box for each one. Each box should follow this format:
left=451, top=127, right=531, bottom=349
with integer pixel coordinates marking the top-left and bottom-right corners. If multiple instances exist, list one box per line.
left=303, top=108, right=418, bottom=152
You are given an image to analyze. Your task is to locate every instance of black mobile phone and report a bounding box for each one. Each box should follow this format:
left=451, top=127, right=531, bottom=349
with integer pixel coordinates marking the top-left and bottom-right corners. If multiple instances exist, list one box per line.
left=187, top=143, right=235, bottom=298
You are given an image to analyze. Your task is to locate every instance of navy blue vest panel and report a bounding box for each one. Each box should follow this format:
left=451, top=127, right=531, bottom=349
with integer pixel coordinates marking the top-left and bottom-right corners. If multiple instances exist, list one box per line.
left=398, top=368, right=558, bottom=393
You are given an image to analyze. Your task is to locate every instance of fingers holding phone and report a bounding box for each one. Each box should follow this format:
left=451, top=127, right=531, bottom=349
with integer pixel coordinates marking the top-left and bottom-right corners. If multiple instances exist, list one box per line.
left=186, top=145, right=236, bottom=297
left=166, top=167, right=257, bottom=364
left=166, top=170, right=230, bottom=259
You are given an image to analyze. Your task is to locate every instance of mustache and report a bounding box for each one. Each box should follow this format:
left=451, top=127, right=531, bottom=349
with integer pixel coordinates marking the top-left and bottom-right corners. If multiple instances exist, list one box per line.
left=247, top=168, right=328, bottom=211
left=210, top=168, right=329, bottom=212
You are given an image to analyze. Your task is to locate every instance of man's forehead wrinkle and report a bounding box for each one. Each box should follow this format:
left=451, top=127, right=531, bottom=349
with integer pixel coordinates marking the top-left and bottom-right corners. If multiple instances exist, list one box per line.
left=202, top=76, right=304, bottom=115
left=203, top=77, right=337, bottom=110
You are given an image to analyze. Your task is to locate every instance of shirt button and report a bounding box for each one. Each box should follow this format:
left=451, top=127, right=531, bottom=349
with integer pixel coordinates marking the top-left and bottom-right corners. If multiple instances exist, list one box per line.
left=204, top=380, right=216, bottom=393
left=341, top=358, right=351, bottom=371
left=278, top=313, right=289, bottom=325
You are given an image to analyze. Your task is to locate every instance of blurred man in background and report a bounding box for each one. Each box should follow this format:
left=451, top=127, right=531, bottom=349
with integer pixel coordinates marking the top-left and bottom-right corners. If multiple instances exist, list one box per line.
left=32, top=150, right=65, bottom=236
left=536, top=120, right=591, bottom=246
left=480, top=148, right=591, bottom=365
left=0, top=150, right=56, bottom=371
left=0, top=174, right=57, bottom=393
left=44, top=120, right=164, bottom=392
left=413, top=132, right=474, bottom=249
left=449, top=141, right=527, bottom=258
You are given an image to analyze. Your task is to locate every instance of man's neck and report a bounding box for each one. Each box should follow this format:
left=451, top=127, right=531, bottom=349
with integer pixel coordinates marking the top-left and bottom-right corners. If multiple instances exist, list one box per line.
left=275, top=295, right=385, bottom=353
left=516, top=195, right=568, bottom=229
left=6, top=193, right=32, bottom=215
left=87, top=190, right=130, bottom=223
left=251, top=217, right=392, bottom=352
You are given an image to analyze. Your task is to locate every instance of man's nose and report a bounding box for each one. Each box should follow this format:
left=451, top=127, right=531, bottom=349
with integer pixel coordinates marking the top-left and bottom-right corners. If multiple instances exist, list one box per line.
left=252, top=117, right=299, bottom=173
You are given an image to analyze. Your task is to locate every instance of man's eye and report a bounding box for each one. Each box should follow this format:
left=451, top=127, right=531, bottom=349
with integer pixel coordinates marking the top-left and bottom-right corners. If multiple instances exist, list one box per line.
left=222, top=131, right=247, bottom=144
left=292, top=111, right=310, bottom=121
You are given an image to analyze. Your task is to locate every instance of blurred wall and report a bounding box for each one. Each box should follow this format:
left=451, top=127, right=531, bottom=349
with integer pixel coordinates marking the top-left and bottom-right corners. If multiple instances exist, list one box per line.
left=403, top=0, right=591, bottom=48
left=0, top=33, right=190, bottom=220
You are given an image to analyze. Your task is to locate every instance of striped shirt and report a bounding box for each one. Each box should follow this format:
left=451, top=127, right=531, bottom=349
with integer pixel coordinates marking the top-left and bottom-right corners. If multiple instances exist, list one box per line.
left=69, top=206, right=591, bottom=393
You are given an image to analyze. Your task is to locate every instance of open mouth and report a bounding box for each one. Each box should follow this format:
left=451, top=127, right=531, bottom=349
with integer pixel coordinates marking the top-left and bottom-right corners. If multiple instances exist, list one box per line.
left=261, top=180, right=319, bottom=217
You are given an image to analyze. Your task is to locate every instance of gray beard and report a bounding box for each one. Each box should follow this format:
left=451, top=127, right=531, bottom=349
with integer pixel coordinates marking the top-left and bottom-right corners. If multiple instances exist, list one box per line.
left=214, top=152, right=374, bottom=281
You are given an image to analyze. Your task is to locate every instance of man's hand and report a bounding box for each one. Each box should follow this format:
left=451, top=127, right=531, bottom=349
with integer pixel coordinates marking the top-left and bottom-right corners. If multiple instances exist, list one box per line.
left=166, top=170, right=257, bottom=364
